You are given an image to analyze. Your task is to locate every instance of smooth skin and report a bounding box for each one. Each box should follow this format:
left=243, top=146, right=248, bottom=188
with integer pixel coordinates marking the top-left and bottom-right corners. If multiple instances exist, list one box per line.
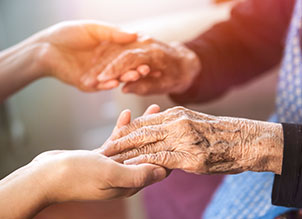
left=0, top=104, right=166, bottom=219
left=0, top=20, right=153, bottom=102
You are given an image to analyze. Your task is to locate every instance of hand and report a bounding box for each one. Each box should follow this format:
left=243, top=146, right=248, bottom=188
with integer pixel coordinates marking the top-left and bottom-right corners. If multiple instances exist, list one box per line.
left=0, top=105, right=166, bottom=219
left=101, top=106, right=284, bottom=175
left=31, top=150, right=166, bottom=203
left=33, top=20, right=141, bottom=91
left=33, top=104, right=165, bottom=203
left=97, top=37, right=201, bottom=95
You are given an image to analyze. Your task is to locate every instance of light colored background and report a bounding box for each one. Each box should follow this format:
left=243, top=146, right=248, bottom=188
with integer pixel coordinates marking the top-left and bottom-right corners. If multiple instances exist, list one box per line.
left=0, top=0, right=278, bottom=218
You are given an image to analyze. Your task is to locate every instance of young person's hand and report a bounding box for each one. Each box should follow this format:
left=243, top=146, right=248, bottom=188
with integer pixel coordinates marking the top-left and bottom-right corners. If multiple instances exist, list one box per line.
left=0, top=105, right=166, bottom=219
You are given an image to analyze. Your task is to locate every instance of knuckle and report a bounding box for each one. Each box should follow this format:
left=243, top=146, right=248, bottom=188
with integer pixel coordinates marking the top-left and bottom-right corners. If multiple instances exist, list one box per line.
left=170, top=106, right=186, bottom=112
left=176, top=118, right=192, bottom=127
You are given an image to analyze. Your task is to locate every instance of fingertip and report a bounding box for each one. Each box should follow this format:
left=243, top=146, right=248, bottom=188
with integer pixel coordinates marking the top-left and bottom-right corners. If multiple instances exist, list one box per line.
left=97, top=80, right=119, bottom=90
left=117, top=109, right=131, bottom=128
left=137, top=65, right=151, bottom=76
left=150, top=104, right=160, bottom=112
left=97, top=73, right=111, bottom=82
left=143, top=104, right=160, bottom=116
left=120, top=70, right=141, bottom=82
left=122, top=84, right=131, bottom=93
left=152, top=167, right=167, bottom=182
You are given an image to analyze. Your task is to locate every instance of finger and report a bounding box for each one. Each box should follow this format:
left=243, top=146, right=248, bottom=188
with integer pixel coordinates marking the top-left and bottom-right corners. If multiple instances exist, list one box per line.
left=97, top=80, right=119, bottom=90
left=85, top=22, right=137, bottom=44
left=101, top=125, right=166, bottom=156
left=124, top=151, right=183, bottom=171
left=111, top=142, right=166, bottom=163
left=109, top=104, right=159, bottom=145
left=111, top=163, right=167, bottom=188
left=122, top=77, right=160, bottom=95
left=150, top=71, right=162, bottom=78
left=110, top=112, right=164, bottom=141
left=143, top=104, right=160, bottom=116
left=137, top=65, right=151, bottom=76
left=110, top=109, right=131, bottom=138
left=97, top=49, right=151, bottom=82
left=80, top=75, right=98, bottom=88
left=120, top=70, right=141, bottom=82
left=116, top=109, right=131, bottom=129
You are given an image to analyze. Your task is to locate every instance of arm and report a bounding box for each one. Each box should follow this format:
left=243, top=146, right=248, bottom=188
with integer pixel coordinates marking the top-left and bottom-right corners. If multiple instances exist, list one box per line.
left=0, top=20, right=138, bottom=103
left=171, top=0, right=295, bottom=104
left=0, top=37, right=44, bottom=102
left=0, top=105, right=166, bottom=219
left=0, top=151, right=166, bottom=219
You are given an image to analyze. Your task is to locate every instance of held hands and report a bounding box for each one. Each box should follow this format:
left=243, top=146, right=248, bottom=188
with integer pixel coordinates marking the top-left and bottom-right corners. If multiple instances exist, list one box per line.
left=33, top=20, right=142, bottom=91
left=30, top=105, right=166, bottom=204
left=29, top=20, right=200, bottom=95
left=101, top=106, right=284, bottom=175
left=0, top=105, right=166, bottom=219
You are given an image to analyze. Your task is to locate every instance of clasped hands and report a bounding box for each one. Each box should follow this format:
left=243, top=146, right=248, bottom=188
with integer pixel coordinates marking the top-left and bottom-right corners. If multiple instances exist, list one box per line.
left=33, top=20, right=201, bottom=95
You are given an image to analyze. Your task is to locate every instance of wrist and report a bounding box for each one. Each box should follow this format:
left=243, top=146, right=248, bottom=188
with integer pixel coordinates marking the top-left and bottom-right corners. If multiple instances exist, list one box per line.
left=248, top=121, right=283, bottom=174
left=169, top=42, right=201, bottom=95
left=0, top=163, right=52, bottom=218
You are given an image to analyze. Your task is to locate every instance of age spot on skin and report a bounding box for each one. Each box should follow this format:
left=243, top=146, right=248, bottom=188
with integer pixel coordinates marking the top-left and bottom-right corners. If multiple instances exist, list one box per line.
left=193, top=136, right=211, bottom=148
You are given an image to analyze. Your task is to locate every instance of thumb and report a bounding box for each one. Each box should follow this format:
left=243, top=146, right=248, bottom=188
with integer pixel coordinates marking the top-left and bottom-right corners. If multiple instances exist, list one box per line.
left=86, top=22, right=137, bottom=44
left=111, top=163, right=167, bottom=188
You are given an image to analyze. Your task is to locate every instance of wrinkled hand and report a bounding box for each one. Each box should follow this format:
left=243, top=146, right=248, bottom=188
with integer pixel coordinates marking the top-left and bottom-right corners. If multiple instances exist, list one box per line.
left=34, top=20, right=147, bottom=91
left=101, top=106, right=283, bottom=175
left=97, top=37, right=201, bottom=95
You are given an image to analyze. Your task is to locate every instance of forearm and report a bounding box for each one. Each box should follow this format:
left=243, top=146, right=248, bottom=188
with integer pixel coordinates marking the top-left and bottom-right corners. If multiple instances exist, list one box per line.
left=0, top=35, right=45, bottom=103
left=0, top=164, right=50, bottom=219
left=200, top=116, right=284, bottom=175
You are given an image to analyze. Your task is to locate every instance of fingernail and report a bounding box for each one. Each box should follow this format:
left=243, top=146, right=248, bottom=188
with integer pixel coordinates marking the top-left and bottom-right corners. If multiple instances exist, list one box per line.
left=152, top=167, right=166, bottom=181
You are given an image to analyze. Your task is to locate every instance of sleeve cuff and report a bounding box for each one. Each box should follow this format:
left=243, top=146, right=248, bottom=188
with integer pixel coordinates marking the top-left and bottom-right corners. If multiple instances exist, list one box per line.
left=272, top=123, right=302, bottom=207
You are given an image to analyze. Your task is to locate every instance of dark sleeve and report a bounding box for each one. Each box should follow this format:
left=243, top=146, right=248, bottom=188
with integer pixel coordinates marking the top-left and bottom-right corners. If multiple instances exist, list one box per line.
left=170, top=0, right=295, bottom=104
left=272, top=123, right=302, bottom=208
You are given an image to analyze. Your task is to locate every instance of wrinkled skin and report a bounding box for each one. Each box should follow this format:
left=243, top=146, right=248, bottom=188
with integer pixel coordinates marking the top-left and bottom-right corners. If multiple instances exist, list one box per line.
left=101, top=106, right=284, bottom=175
left=97, top=37, right=202, bottom=95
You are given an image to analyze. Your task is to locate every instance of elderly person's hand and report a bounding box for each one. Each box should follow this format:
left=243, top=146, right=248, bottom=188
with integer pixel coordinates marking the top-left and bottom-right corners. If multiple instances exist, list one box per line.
left=97, top=37, right=201, bottom=95
left=101, top=106, right=284, bottom=175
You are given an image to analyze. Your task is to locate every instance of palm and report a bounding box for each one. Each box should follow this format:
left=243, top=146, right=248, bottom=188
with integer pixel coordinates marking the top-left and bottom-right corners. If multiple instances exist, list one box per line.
left=42, top=23, right=105, bottom=90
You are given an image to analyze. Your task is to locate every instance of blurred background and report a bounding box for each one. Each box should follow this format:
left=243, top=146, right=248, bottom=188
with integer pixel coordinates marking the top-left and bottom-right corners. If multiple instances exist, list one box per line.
left=0, top=0, right=278, bottom=218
